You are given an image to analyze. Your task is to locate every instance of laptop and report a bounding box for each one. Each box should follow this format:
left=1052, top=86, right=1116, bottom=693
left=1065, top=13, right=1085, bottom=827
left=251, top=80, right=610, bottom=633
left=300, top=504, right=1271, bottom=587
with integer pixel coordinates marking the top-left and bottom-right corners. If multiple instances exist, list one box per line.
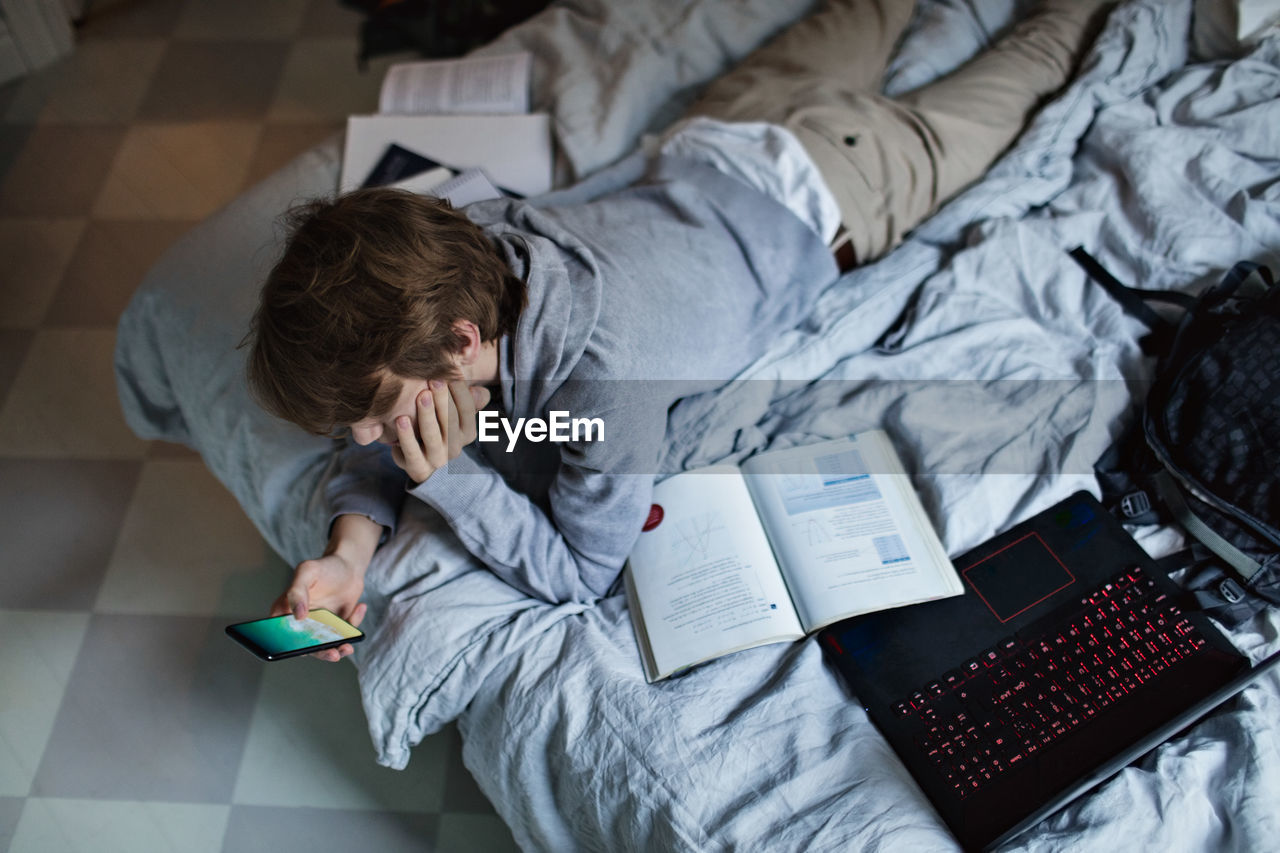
left=820, top=490, right=1280, bottom=851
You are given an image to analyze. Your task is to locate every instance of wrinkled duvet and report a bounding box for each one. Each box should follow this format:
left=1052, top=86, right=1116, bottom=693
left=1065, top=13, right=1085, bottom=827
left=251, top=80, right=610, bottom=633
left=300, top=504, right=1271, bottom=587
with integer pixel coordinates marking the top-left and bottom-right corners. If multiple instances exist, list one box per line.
left=115, top=0, right=1280, bottom=850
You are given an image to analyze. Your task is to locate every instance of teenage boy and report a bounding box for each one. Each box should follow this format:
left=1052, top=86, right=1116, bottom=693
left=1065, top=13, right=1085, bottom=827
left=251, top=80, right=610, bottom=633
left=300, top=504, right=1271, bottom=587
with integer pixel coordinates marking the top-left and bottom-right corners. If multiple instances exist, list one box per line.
left=246, top=0, right=1112, bottom=659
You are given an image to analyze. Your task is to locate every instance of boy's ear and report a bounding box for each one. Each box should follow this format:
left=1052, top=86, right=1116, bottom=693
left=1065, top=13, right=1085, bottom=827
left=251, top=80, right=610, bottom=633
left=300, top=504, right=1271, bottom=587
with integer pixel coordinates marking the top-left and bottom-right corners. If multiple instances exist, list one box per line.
left=452, top=320, right=483, bottom=364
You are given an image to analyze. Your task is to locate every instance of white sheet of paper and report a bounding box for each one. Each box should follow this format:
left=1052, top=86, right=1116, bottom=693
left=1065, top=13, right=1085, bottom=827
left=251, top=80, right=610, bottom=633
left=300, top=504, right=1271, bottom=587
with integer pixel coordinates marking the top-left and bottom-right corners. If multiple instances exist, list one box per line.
left=341, top=113, right=552, bottom=196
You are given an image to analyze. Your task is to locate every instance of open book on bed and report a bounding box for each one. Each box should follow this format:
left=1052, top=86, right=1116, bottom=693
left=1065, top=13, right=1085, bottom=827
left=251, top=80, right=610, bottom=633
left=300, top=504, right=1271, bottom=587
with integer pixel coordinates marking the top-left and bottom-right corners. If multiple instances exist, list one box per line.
left=625, top=430, right=963, bottom=682
left=341, top=51, right=552, bottom=197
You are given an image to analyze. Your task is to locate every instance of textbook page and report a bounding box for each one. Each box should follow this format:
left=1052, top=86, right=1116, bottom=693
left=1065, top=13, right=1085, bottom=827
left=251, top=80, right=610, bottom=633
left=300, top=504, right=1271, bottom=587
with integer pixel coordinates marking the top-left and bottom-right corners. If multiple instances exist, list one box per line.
left=742, top=431, right=962, bottom=633
left=627, top=465, right=805, bottom=681
left=378, top=52, right=532, bottom=115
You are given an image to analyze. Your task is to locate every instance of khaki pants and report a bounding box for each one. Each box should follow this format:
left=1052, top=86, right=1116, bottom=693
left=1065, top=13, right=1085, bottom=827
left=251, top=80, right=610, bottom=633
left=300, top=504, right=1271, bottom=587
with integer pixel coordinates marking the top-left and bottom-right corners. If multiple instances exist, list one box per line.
left=686, top=0, right=1111, bottom=263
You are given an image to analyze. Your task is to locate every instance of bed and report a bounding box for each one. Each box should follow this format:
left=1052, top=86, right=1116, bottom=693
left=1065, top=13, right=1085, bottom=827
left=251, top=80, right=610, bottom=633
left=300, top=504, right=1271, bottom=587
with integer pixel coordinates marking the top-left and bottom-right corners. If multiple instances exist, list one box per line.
left=114, top=0, right=1280, bottom=849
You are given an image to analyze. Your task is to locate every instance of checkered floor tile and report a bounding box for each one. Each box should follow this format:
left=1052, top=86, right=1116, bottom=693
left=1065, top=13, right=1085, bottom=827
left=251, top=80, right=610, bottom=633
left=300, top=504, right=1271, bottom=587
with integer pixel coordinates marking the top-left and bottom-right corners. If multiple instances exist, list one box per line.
left=0, top=1, right=517, bottom=850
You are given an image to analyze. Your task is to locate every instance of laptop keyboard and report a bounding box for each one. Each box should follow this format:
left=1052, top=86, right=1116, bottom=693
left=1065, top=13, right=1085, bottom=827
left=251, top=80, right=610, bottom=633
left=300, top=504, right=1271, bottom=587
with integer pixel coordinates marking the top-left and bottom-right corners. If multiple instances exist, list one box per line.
left=889, top=566, right=1208, bottom=799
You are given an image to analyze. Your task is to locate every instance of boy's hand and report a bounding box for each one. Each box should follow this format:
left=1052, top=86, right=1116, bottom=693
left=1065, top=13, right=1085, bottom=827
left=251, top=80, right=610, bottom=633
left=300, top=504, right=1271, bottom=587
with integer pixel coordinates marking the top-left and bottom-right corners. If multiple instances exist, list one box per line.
left=269, top=514, right=378, bottom=662
left=393, top=380, right=491, bottom=485
left=271, top=554, right=368, bottom=662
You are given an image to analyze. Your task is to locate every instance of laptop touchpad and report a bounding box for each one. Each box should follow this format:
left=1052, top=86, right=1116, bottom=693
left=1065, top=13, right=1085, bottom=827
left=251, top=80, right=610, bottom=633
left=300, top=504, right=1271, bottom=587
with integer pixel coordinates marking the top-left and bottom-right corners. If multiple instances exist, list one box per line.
left=962, top=532, right=1075, bottom=623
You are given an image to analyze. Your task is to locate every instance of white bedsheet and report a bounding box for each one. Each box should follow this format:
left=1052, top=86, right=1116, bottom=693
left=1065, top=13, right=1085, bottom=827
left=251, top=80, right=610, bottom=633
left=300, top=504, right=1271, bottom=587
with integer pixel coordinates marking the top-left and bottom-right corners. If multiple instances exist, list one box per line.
left=112, top=0, right=1280, bottom=849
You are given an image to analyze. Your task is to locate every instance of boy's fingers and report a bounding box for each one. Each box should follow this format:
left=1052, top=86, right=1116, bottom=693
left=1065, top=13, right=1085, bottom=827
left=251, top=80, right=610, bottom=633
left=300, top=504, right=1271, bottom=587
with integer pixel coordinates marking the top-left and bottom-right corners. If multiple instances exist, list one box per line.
left=451, top=379, right=476, bottom=424
left=284, top=571, right=312, bottom=621
left=420, top=388, right=448, bottom=465
left=449, top=380, right=475, bottom=454
left=346, top=601, right=368, bottom=628
left=431, top=381, right=451, bottom=457
left=396, top=414, right=429, bottom=480
left=471, top=385, right=491, bottom=409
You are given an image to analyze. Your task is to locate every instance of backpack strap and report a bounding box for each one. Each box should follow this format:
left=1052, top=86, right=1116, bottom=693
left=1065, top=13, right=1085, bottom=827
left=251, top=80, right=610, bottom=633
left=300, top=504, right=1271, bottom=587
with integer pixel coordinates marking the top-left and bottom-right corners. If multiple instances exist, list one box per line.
left=1068, top=247, right=1194, bottom=353
left=1150, top=469, right=1263, bottom=581
left=1179, top=553, right=1265, bottom=626
left=1216, top=259, right=1275, bottom=300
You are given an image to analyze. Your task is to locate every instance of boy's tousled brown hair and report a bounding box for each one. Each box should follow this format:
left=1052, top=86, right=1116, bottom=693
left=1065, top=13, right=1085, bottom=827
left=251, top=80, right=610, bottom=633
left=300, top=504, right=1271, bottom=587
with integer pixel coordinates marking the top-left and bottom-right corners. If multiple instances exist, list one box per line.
left=245, top=188, right=526, bottom=435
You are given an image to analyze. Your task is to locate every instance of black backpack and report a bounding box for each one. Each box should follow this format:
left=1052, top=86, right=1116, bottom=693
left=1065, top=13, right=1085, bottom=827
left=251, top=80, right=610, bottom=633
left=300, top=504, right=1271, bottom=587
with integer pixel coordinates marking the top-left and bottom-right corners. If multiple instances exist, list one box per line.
left=339, top=0, right=551, bottom=67
left=1072, top=247, right=1280, bottom=625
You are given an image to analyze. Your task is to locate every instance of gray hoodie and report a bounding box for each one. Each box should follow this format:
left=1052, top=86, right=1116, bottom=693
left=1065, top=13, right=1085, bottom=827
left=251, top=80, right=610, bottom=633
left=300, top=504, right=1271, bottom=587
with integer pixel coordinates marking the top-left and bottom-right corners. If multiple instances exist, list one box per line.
left=331, top=156, right=838, bottom=603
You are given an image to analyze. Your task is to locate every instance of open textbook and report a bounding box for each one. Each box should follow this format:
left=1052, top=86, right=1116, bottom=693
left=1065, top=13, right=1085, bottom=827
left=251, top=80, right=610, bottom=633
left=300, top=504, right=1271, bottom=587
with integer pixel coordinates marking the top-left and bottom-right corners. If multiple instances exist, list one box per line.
left=341, top=51, right=552, bottom=197
left=625, top=430, right=963, bottom=682
left=378, top=52, right=532, bottom=115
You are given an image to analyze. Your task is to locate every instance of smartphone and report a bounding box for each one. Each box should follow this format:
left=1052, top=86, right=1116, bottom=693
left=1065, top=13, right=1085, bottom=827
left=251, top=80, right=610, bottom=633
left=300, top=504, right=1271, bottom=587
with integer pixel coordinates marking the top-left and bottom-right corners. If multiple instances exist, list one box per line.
left=225, top=609, right=364, bottom=661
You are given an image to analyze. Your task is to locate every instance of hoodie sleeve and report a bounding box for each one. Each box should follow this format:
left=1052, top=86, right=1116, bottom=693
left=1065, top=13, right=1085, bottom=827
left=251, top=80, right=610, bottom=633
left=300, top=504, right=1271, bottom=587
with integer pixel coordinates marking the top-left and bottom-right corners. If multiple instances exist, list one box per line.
left=407, top=402, right=664, bottom=603
left=324, top=439, right=407, bottom=543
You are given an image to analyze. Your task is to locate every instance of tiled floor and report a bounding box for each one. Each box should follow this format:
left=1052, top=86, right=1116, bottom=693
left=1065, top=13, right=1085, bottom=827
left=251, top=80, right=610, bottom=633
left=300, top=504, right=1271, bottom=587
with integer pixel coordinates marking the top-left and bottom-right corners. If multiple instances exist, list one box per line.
left=0, top=1, right=518, bottom=850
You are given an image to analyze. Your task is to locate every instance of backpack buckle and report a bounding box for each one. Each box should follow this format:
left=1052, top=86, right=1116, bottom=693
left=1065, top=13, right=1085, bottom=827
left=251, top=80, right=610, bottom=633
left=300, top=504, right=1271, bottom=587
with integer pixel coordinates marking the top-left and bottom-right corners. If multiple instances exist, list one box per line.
left=1119, top=489, right=1152, bottom=519
left=1219, top=577, right=1246, bottom=604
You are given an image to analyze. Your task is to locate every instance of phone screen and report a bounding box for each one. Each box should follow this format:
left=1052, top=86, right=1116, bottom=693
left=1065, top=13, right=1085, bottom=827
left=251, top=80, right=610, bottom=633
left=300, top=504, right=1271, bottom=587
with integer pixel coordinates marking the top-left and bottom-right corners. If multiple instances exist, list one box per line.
left=225, top=609, right=363, bottom=661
